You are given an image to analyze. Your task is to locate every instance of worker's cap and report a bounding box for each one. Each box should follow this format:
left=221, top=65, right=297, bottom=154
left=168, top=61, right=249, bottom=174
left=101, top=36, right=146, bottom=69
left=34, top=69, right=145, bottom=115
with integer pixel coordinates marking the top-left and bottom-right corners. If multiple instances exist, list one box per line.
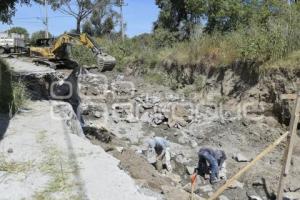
left=141, top=138, right=155, bottom=151
left=215, top=150, right=227, bottom=160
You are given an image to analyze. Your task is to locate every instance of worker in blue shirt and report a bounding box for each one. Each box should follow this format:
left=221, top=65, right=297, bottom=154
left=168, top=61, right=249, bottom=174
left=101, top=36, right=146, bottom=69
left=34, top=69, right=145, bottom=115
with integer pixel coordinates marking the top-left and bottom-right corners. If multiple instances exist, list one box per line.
left=195, top=147, right=227, bottom=184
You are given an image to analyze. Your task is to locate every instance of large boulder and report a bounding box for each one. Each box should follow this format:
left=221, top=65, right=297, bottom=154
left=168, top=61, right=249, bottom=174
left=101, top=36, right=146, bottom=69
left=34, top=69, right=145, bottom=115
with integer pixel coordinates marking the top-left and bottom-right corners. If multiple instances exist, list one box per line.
left=166, top=104, right=192, bottom=128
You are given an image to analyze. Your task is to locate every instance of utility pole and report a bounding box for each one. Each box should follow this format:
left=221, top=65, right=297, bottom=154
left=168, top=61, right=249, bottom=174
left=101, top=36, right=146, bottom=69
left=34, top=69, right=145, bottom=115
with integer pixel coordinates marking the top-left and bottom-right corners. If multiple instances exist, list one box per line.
left=44, top=0, right=49, bottom=38
left=118, top=0, right=127, bottom=41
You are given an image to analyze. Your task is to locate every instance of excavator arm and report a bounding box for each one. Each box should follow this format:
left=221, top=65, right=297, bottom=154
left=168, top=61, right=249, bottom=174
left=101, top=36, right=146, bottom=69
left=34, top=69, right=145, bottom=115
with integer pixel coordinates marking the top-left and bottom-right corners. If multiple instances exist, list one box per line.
left=30, top=33, right=116, bottom=71
left=51, top=33, right=116, bottom=71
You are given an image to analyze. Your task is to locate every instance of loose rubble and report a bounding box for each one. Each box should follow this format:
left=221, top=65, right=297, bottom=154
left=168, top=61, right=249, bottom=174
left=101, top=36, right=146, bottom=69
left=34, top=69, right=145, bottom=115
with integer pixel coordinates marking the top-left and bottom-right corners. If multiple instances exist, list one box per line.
left=4, top=58, right=300, bottom=200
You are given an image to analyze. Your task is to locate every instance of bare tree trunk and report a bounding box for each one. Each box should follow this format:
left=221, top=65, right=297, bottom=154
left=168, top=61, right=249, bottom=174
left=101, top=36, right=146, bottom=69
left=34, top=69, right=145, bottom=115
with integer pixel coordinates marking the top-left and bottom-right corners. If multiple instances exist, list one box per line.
left=76, top=18, right=81, bottom=34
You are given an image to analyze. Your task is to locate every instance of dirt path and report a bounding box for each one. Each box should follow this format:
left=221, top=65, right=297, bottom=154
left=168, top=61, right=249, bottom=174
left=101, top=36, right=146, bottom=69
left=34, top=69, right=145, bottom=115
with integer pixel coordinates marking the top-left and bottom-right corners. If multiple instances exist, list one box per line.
left=0, top=100, right=156, bottom=200
left=4, top=57, right=55, bottom=75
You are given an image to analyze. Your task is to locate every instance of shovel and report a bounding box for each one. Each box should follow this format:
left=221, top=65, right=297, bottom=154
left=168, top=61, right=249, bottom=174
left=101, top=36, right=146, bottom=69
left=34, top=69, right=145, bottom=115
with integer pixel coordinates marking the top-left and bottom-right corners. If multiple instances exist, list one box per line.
left=190, top=173, right=197, bottom=200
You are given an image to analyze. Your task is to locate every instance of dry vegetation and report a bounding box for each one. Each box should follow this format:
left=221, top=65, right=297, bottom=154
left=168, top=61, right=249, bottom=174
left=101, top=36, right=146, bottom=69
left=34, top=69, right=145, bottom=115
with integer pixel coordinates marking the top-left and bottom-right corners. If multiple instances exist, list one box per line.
left=95, top=27, right=300, bottom=75
left=0, top=58, right=28, bottom=114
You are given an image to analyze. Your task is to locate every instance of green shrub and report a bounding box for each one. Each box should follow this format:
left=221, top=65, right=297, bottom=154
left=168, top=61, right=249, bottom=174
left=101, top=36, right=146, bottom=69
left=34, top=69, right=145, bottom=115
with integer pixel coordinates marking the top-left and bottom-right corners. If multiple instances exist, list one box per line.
left=159, top=22, right=300, bottom=69
left=12, top=81, right=28, bottom=113
left=153, top=28, right=178, bottom=48
left=96, top=36, right=159, bottom=72
left=159, top=32, right=239, bottom=67
left=95, top=18, right=300, bottom=79
left=70, top=45, right=98, bottom=67
left=194, top=75, right=205, bottom=92
left=182, top=85, right=195, bottom=97
left=144, top=72, right=166, bottom=85
left=236, top=23, right=288, bottom=62
left=0, top=59, right=28, bottom=114
left=262, top=50, right=300, bottom=70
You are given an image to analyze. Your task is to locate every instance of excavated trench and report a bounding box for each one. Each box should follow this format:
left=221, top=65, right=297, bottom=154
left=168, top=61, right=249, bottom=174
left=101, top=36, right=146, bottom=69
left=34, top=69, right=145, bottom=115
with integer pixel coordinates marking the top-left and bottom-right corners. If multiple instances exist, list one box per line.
left=9, top=62, right=300, bottom=200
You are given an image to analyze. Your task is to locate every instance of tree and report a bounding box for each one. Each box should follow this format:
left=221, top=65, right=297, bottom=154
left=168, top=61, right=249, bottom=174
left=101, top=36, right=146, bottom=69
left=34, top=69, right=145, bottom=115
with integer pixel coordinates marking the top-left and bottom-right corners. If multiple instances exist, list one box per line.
left=82, top=6, right=119, bottom=36
left=43, top=0, right=115, bottom=33
left=82, top=21, right=94, bottom=35
left=7, top=27, right=29, bottom=40
left=154, top=0, right=202, bottom=38
left=192, top=0, right=248, bottom=33
left=154, top=0, right=189, bottom=33
left=0, top=0, right=30, bottom=23
left=31, top=30, right=52, bottom=44
left=154, top=0, right=295, bottom=36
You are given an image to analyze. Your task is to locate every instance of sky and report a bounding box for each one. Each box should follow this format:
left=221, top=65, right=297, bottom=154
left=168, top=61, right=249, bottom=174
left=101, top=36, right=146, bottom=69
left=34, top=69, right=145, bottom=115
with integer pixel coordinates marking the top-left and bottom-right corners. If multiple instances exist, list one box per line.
left=0, top=0, right=159, bottom=37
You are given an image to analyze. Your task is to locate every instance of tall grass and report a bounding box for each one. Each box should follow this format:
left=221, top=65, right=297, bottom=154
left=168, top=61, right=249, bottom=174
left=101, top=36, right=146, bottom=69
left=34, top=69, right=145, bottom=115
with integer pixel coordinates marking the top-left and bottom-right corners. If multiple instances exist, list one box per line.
left=96, top=35, right=159, bottom=72
left=70, top=45, right=98, bottom=67
left=159, top=33, right=240, bottom=67
left=159, top=22, right=300, bottom=70
left=92, top=19, right=300, bottom=77
left=12, top=81, right=28, bottom=113
left=0, top=59, right=28, bottom=114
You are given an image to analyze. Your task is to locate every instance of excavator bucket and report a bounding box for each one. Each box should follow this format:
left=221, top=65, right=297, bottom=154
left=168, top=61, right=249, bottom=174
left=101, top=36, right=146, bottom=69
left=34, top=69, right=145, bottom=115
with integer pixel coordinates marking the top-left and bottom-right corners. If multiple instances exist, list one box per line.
left=97, top=53, right=116, bottom=72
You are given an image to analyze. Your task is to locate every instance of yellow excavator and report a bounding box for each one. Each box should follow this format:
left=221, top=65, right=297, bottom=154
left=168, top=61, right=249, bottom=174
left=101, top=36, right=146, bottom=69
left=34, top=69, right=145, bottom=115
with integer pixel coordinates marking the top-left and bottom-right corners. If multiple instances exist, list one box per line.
left=29, top=33, right=116, bottom=71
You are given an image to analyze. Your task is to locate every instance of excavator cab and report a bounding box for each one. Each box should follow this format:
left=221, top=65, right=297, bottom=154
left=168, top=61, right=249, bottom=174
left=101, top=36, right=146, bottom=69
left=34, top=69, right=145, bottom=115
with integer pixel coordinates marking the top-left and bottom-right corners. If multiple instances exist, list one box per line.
left=29, top=33, right=116, bottom=71
left=34, top=38, right=55, bottom=47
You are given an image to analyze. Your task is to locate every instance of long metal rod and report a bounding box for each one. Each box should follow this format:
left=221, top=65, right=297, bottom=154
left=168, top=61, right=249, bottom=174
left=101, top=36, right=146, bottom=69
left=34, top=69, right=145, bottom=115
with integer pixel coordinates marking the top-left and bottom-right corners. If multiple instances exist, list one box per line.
left=207, top=131, right=289, bottom=200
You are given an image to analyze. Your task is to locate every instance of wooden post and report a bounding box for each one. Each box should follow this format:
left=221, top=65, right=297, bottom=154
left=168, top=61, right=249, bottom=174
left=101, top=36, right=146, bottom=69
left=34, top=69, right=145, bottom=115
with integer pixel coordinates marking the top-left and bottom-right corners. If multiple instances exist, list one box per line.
left=277, top=92, right=300, bottom=200
left=207, top=132, right=289, bottom=200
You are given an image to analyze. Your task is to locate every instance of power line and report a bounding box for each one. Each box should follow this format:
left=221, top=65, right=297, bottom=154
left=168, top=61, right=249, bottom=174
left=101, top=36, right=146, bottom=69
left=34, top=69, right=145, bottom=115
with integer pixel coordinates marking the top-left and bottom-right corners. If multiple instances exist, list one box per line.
left=9, top=20, right=44, bottom=23
left=14, top=15, right=73, bottom=20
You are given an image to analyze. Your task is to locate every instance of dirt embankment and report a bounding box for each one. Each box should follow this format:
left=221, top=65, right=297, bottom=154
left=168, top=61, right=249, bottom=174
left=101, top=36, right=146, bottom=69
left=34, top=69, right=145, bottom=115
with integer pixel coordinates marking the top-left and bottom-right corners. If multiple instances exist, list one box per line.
left=155, top=61, right=300, bottom=125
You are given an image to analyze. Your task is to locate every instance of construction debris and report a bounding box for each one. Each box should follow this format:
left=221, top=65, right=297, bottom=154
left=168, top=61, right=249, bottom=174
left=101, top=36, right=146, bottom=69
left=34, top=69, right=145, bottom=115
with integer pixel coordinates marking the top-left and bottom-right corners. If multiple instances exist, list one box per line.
left=283, top=192, right=300, bottom=200
left=248, top=195, right=263, bottom=200
left=234, top=153, right=251, bottom=162
left=228, top=180, right=244, bottom=189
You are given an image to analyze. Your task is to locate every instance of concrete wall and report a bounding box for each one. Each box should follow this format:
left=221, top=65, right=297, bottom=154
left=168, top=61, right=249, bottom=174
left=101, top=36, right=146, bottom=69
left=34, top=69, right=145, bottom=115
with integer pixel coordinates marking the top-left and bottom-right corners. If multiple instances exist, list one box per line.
left=0, top=59, right=13, bottom=113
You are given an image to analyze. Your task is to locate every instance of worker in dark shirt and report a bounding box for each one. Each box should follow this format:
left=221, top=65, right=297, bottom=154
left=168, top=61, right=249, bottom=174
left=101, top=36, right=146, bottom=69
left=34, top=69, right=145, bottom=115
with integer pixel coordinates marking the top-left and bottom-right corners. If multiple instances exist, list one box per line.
left=195, top=147, right=227, bottom=184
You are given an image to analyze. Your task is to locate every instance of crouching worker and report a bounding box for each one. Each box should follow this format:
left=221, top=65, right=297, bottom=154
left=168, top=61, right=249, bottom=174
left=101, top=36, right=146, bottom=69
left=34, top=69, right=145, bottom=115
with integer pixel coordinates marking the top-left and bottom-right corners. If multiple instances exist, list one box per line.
left=195, top=147, right=227, bottom=184
left=145, top=137, right=172, bottom=172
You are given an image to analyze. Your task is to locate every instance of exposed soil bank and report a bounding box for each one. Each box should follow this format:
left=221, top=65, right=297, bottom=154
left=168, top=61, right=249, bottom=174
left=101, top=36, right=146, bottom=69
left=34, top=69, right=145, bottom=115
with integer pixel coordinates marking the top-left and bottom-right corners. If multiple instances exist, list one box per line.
left=160, top=62, right=300, bottom=125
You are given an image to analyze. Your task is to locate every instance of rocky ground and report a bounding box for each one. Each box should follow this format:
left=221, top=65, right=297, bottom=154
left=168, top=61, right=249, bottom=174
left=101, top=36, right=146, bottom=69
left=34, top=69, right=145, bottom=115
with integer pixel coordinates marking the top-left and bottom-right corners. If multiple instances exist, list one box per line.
left=73, top=68, right=300, bottom=200
left=1, top=56, right=300, bottom=200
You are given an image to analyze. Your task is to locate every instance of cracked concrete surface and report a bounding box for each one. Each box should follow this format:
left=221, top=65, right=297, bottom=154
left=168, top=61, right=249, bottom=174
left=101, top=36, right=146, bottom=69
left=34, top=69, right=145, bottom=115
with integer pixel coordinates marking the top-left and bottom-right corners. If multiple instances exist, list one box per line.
left=0, top=101, right=156, bottom=200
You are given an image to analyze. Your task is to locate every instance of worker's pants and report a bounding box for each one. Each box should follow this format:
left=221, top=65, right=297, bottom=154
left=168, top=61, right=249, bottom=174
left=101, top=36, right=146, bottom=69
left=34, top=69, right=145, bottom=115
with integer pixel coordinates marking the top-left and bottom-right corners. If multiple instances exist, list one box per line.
left=147, top=147, right=172, bottom=172
left=219, top=162, right=227, bottom=180
left=199, top=151, right=218, bottom=181
left=164, top=147, right=172, bottom=172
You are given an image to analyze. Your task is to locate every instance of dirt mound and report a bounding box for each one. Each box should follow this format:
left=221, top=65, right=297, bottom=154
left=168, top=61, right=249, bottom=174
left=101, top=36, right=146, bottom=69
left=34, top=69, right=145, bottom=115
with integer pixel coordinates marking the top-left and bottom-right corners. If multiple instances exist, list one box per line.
left=113, top=149, right=173, bottom=191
